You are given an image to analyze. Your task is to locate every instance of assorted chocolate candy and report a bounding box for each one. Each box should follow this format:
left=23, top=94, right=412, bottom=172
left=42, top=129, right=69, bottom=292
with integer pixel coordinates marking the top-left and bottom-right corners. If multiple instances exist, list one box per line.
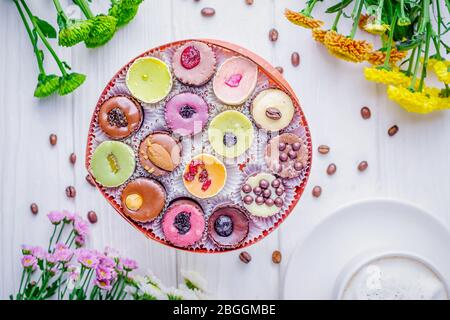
left=87, top=40, right=310, bottom=251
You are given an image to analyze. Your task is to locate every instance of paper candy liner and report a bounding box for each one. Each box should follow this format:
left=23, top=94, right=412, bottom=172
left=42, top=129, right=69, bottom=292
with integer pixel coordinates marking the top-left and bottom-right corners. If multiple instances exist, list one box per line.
left=85, top=39, right=313, bottom=253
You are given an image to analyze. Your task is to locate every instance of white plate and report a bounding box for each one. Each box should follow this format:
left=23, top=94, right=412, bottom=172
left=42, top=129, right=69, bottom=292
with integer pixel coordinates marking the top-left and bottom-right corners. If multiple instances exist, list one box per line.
left=283, top=198, right=450, bottom=299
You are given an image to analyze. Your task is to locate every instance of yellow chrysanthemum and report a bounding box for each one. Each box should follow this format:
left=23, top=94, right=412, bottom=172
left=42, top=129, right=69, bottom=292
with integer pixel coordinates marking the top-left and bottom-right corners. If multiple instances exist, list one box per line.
left=432, top=61, right=450, bottom=84
left=324, top=31, right=373, bottom=63
left=387, top=86, right=450, bottom=114
left=363, top=23, right=389, bottom=35
left=364, top=67, right=412, bottom=87
left=367, top=48, right=407, bottom=66
left=284, top=8, right=324, bottom=29
left=311, top=28, right=326, bottom=44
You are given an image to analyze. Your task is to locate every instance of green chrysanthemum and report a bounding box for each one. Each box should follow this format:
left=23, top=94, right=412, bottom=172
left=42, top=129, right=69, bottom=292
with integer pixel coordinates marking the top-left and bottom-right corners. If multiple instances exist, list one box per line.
left=58, top=19, right=93, bottom=47
left=34, top=74, right=60, bottom=98
left=58, top=72, right=86, bottom=96
left=109, top=4, right=138, bottom=27
left=85, top=15, right=118, bottom=48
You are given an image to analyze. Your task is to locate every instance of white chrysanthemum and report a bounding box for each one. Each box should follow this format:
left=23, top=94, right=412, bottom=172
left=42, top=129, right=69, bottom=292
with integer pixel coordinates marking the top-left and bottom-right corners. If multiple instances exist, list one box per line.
left=165, top=286, right=199, bottom=300
left=181, top=270, right=208, bottom=292
left=144, top=270, right=166, bottom=290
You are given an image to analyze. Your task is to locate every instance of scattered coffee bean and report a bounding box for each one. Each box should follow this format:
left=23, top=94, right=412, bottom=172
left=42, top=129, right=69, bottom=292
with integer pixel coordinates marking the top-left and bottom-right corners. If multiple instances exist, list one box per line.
left=312, top=185, right=322, bottom=198
left=87, top=210, right=98, bottom=224
left=388, top=125, right=399, bottom=137
left=318, top=145, right=330, bottom=154
left=201, top=7, right=215, bottom=17
left=30, top=203, right=38, bottom=215
left=358, top=161, right=368, bottom=172
left=275, top=66, right=284, bottom=74
left=239, top=251, right=252, bottom=264
left=85, top=174, right=96, bottom=187
left=272, top=250, right=282, bottom=264
left=269, top=28, right=279, bottom=42
left=327, top=163, right=337, bottom=175
left=291, top=52, right=300, bottom=67
left=49, top=134, right=57, bottom=146
left=361, top=106, right=371, bottom=119
left=69, top=153, right=76, bottom=165
left=245, top=0, right=254, bottom=5
left=65, top=186, right=76, bottom=198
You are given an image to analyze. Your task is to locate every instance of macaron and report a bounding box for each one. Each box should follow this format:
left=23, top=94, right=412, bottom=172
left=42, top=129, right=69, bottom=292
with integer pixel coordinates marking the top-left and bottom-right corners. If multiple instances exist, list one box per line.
left=162, top=198, right=206, bottom=248
left=208, top=110, right=254, bottom=158
left=251, top=89, right=295, bottom=132
left=98, top=95, right=143, bottom=140
left=241, top=172, right=286, bottom=218
left=172, top=41, right=217, bottom=86
left=126, top=57, right=173, bottom=103
left=139, top=131, right=182, bottom=176
left=90, top=141, right=135, bottom=187
left=164, top=92, right=209, bottom=136
left=121, top=178, right=166, bottom=223
left=213, top=56, right=258, bottom=105
left=208, top=204, right=249, bottom=249
left=182, top=154, right=227, bottom=199
left=265, top=133, right=308, bottom=178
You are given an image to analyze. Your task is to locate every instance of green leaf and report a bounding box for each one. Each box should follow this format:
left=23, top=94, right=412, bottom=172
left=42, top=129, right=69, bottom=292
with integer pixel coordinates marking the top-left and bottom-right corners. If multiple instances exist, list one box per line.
left=34, top=16, right=57, bottom=39
left=325, top=0, right=353, bottom=13
left=58, top=72, right=86, bottom=95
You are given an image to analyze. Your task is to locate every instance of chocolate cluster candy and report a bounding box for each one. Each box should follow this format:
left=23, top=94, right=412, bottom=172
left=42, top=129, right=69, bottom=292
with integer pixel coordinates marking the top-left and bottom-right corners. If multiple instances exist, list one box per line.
left=265, top=133, right=308, bottom=179
left=240, top=172, right=285, bottom=218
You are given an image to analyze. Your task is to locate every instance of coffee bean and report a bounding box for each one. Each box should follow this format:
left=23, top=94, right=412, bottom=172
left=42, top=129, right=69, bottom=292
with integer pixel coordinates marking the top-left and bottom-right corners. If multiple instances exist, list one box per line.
left=245, top=0, right=254, bottom=5
left=269, top=28, right=279, bottom=42
left=85, top=174, right=96, bottom=187
left=239, top=251, right=252, bottom=264
left=318, top=145, right=330, bottom=154
left=30, top=203, right=38, bottom=215
left=327, top=163, right=337, bottom=175
left=361, top=106, right=371, bottom=119
left=201, top=7, right=215, bottom=17
left=275, top=66, right=284, bottom=74
left=49, top=134, right=57, bottom=146
left=87, top=210, right=98, bottom=224
left=358, top=161, right=368, bottom=172
left=312, top=186, right=322, bottom=198
left=65, top=186, right=76, bottom=198
left=272, top=250, right=282, bottom=264
left=69, top=153, right=76, bottom=165
left=291, top=52, right=300, bottom=67
left=388, top=125, right=399, bottom=137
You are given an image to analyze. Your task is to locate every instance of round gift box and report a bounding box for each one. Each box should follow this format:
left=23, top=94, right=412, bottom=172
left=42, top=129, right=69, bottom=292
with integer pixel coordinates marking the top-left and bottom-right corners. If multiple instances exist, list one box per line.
left=85, top=39, right=313, bottom=253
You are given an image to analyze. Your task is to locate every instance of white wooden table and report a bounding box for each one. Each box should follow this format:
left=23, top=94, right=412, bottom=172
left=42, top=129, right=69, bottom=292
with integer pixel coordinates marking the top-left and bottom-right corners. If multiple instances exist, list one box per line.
left=1, top=0, right=450, bottom=300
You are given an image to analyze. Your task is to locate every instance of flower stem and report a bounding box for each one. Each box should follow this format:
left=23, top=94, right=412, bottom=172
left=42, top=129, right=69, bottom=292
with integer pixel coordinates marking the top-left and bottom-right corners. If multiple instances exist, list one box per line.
left=409, top=41, right=424, bottom=90
left=13, top=0, right=45, bottom=74
left=54, top=222, right=66, bottom=247
left=350, top=0, right=364, bottom=39
left=382, top=8, right=398, bottom=69
left=331, top=9, right=343, bottom=32
left=16, top=269, right=26, bottom=300
left=303, top=0, right=319, bottom=16
left=419, top=23, right=432, bottom=92
left=52, top=0, right=68, bottom=21
left=406, top=47, right=417, bottom=76
left=73, top=0, right=94, bottom=19
left=48, top=225, right=58, bottom=252
left=20, top=0, right=68, bottom=76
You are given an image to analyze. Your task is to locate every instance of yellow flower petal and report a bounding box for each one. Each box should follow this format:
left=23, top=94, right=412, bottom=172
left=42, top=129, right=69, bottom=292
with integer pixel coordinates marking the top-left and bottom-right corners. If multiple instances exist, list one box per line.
left=363, top=23, right=389, bottom=35
left=433, top=61, right=450, bottom=84
left=284, top=8, right=324, bottom=29
left=367, top=48, right=407, bottom=66
left=364, top=67, right=411, bottom=87
left=324, top=31, right=373, bottom=63
left=312, top=28, right=326, bottom=44
left=387, top=86, right=450, bottom=114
